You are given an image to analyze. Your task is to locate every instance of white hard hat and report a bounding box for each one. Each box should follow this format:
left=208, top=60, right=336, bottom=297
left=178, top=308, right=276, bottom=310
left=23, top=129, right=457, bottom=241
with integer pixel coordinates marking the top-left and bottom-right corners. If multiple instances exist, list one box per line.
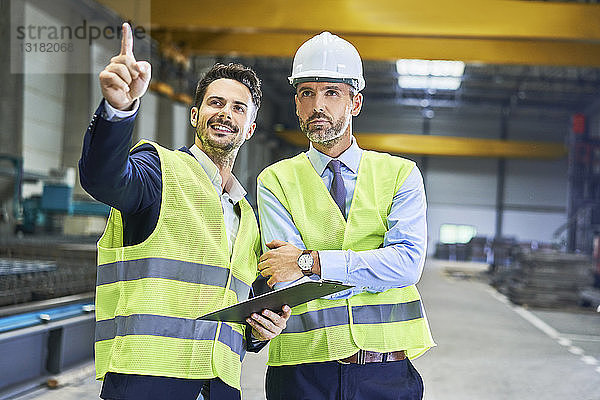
left=289, top=32, right=365, bottom=92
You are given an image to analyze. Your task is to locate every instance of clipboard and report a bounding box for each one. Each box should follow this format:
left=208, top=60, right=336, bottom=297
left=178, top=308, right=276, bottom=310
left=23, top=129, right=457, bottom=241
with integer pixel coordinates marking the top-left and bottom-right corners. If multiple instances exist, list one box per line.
left=197, top=279, right=353, bottom=323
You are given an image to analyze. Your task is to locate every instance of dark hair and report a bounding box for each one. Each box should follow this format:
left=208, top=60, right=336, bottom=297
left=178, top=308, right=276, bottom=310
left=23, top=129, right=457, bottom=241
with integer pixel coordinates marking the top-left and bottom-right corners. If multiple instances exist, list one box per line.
left=193, top=63, right=262, bottom=118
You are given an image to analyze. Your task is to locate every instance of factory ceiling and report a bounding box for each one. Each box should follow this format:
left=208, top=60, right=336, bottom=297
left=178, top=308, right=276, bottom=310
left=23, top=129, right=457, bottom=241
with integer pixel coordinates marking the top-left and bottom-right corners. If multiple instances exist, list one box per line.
left=99, top=0, right=600, bottom=67
left=92, top=0, right=600, bottom=157
left=95, top=0, right=600, bottom=111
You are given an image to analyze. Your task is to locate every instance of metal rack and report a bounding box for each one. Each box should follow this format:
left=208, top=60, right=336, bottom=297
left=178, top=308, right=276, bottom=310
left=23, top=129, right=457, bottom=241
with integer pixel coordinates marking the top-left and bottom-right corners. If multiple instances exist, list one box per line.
left=0, top=240, right=97, bottom=307
left=566, top=113, right=600, bottom=255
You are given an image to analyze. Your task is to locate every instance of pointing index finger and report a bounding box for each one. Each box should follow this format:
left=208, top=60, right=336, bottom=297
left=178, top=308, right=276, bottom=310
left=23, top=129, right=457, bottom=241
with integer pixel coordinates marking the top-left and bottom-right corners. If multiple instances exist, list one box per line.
left=120, top=22, right=134, bottom=57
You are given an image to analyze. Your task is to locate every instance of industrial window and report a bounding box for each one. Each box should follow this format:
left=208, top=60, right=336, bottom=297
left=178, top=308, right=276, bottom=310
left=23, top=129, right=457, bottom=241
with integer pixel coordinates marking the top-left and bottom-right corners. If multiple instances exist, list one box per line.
left=439, top=224, right=476, bottom=244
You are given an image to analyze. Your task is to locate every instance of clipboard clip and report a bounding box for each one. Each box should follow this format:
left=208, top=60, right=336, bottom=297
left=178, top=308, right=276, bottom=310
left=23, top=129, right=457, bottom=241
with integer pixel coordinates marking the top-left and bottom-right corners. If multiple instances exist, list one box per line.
left=320, top=279, right=345, bottom=286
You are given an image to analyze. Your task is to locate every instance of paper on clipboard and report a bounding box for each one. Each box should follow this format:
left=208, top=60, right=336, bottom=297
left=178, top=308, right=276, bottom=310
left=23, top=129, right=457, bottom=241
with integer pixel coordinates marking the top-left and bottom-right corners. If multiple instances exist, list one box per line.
left=197, top=278, right=353, bottom=323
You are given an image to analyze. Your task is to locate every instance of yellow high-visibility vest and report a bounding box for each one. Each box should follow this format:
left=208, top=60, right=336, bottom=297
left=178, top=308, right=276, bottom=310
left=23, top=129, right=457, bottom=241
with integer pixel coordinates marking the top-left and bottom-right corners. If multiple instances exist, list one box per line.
left=258, top=151, right=435, bottom=366
left=95, top=140, right=259, bottom=390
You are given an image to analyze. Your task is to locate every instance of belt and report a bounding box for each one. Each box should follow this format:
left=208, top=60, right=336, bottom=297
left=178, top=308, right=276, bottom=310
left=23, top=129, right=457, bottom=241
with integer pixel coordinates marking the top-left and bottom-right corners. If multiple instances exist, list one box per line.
left=337, top=350, right=406, bottom=365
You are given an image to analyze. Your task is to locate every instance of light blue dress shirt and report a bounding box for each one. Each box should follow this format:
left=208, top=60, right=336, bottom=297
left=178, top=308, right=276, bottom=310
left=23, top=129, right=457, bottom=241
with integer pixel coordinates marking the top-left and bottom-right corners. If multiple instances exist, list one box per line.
left=257, top=137, right=427, bottom=299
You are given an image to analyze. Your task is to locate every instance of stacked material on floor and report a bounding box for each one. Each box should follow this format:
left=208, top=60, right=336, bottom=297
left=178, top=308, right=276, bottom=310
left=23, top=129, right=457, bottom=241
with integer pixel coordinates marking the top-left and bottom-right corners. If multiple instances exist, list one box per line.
left=467, top=236, right=490, bottom=263
left=578, top=287, right=600, bottom=311
left=494, top=250, right=593, bottom=308
left=434, top=243, right=469, bottom=261
left=490, top=237, right=518, bottom=269
left=0, top=239, right=97, bottom=307
left=0, top=258, right=57, bottom=305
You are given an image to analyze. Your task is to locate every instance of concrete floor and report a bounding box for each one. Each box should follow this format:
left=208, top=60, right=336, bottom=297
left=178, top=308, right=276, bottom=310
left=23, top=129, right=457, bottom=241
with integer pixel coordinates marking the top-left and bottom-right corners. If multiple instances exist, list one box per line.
left=8, top=259, right=600, bottom=400
left=414, top=260, right=600, bottom=400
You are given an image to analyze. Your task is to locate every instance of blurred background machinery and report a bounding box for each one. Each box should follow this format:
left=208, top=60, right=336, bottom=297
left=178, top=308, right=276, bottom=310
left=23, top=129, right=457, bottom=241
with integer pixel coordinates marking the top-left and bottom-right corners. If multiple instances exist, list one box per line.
left=0, top=239, right=96, bottom=396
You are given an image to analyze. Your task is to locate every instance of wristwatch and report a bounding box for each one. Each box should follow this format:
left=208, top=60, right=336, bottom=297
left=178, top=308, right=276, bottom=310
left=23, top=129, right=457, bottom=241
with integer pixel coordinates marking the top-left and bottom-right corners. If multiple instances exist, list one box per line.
left=297, top=250, right=314, bottom=276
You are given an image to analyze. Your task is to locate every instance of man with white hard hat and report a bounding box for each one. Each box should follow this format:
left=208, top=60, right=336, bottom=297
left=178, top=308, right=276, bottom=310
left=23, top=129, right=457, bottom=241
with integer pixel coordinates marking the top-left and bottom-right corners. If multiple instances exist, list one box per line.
left=256, top=32, right=435, bottom=399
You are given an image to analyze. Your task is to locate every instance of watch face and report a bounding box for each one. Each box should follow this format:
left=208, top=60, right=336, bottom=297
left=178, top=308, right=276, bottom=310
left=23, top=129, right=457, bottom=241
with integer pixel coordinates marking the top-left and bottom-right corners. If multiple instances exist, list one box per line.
left=298, top=253, right=313, bottom=271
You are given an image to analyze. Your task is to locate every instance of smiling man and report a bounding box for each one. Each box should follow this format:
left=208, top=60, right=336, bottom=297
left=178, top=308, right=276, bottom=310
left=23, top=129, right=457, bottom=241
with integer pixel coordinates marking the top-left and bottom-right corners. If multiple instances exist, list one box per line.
left=79, top=23, right=290, bottom=400
left=256, top=32, right=435, bottom=400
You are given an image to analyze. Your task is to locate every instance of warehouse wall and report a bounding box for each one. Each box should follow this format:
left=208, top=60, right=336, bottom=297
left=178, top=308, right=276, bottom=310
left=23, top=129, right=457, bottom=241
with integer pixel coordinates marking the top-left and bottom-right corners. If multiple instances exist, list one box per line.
left=22, top=74, right=65, bottom=176
left=504, top=158, right=567, bottom=240
left=232, top=91, right=287, bottom=207
left=91, top=42, right=111, bottom=115
left=172, top=103, right=191, bottom=149
left=426, top=157, right=499, bottom=246
left=587, top=99, right=600, bottom=138
left=500, top=113, right=567, bottom=244
left=0, top=0, right=24, bottom=226
left=20, top=2, right=67, bottom=200
left=13, top=1, right=193, bottom=204
left=134, top=92, right=159, bottom=143
left=354, top=103, right=568, bottom=251
left=20, top=1, right=98, bottom=200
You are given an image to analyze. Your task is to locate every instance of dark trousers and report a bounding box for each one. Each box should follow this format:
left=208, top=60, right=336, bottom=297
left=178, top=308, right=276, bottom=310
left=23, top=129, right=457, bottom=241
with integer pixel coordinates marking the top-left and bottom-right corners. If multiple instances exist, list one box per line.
left=266, top=359, right=423, bottom=400
left=100, top=373, right=240, bottom=400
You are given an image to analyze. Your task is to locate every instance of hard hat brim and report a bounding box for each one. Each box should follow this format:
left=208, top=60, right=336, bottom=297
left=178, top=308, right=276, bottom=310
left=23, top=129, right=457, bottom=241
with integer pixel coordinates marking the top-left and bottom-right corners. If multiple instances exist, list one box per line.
left=289, top=76, right=361, bottom=91
left=288, top=71, right=365, bottom=91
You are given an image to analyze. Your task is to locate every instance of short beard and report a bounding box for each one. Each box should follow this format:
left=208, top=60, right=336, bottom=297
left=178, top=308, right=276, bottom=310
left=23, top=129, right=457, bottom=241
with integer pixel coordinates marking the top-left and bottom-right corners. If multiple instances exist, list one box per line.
left=300, top=112, right=350, bottom=148
left=195, top=125, right=242, bottom=169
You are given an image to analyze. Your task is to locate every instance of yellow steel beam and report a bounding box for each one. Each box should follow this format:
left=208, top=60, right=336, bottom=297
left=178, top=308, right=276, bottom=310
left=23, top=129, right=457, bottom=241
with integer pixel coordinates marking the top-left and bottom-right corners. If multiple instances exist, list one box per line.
left=147, top=0, right=600, bottom=41
left=95, top=0, right=150, bottom=26
left=151, top=31, right=600, bottom=67
left=276, top=131, right=567, bottom=160
left=97, top=0, right=600, bottom=66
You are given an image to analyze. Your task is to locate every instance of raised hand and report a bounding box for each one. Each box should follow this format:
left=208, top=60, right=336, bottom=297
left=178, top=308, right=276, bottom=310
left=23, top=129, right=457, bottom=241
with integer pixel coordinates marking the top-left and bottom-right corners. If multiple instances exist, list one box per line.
left=99, top=22, right=151, bottom=111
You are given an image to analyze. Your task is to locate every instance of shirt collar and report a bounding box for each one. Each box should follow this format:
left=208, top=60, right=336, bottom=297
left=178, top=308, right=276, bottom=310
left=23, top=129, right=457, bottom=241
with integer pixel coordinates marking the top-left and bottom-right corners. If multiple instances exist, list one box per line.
left=306, top=136, right=362, bottom=175
left=188, top=144, right=247, bottom=203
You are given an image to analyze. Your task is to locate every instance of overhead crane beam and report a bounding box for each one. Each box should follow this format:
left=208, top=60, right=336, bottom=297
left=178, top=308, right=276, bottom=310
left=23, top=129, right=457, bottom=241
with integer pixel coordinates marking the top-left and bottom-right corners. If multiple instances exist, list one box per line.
left=149, top=31, right=600, bottom=68
left=277, top=131, right=568, bottom=160
left=98, top=0, right=600, bottom=67
left=147, top=0, right=600, bottom=41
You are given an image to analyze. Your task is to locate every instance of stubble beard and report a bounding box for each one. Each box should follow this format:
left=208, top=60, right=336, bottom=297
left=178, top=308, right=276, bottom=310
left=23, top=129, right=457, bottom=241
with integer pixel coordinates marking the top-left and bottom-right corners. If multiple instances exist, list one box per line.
left=195, top=123, right=243, bottom=170
left=300, top=113, right=351, bottom=148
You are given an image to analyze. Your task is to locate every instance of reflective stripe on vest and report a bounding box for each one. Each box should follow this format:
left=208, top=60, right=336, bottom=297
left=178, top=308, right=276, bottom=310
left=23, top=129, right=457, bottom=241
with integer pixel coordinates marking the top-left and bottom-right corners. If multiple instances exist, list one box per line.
left=96, top=315, right=246, bottom=359
left=96, top=258, right=251, bottom=302
left=284, top=301, right=424, bottom=334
